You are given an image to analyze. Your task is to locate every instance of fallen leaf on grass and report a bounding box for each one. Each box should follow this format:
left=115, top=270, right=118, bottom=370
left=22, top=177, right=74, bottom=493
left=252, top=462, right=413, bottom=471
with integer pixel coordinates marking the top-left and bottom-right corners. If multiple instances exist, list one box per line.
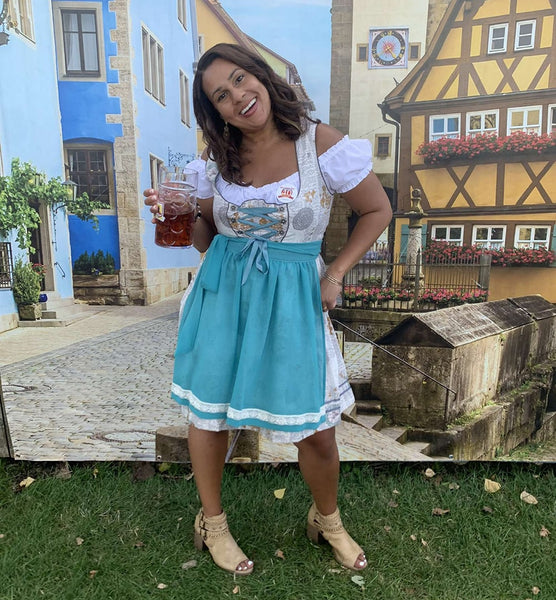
left=484, top=478, right=501, bottom=493
left=351, top=575, right=365, bottom=589
left=532, top=586, right=540, bottom=595
left=181, top=560, right=197, bottom=570
left=482, top=506, right=494, bottom=514
left=410, top=534, right=417, bottom=541
left=0, top=534, right=5, bottom=539
left=432, top=507, right=450, bottom=516
left=157, top=583, right=167, bottom=589
left=89, top=570, right=97, bottom=579
left=387, top=500, right=399, bottom=508
left=19, top=477, right=35, bottom=488
left=421, top=539, right=428, bottom=547
left=384, top=525, right=392, bottom=533
left=540, top=526, right=550, bottom=538
left=424, top=468, right=436, bottom=478
left=273, top=488, right=286, bottom=499
left=92, top=468, right=99, bottom=479
left=274, top=549, right=285, bottom=559
left=134, top=541, right=145, bottom=548
left=520, top=491, right=538, bottom=505
left=75, top=537, right=84, bottom=546
left=393, top=489, right=400, bottom=495
left=328, top=568, right=343, bottom=574
left=448, top=482, right=460, bottom=490
left=233, top=585, right=240, bottom=594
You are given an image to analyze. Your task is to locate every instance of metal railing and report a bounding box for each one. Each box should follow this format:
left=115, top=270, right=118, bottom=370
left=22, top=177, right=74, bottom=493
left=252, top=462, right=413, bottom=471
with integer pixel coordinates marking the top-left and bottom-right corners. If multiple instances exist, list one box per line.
left=0, top=242, right=13, bottom=289
left=342, top=247, right=491, bottom=312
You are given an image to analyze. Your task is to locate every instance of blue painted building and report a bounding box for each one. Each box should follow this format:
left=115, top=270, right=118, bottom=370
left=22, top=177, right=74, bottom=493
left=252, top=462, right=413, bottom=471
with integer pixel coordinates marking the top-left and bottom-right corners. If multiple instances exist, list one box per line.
left=0, top=0, right=74, bottom=333
left=52, top=0, right=200, bottom=304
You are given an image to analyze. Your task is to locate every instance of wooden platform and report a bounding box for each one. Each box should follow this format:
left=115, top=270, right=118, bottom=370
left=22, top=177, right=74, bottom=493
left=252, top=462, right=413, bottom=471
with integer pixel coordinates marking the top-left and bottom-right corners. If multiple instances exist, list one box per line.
left=259, top=419, right=432, bottom=462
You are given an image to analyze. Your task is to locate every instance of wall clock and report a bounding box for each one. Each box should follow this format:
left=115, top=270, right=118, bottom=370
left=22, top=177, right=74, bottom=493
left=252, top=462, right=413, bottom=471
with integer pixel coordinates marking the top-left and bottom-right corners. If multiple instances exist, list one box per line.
left=369, top=28, right=408, bottom=69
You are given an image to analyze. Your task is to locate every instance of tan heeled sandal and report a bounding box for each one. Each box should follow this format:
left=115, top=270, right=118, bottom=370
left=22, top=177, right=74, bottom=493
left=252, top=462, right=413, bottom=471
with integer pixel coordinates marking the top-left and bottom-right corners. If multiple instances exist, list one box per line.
left=194, top=509, right=254, bottom=575
left=307, top=503, right=367, bottom=570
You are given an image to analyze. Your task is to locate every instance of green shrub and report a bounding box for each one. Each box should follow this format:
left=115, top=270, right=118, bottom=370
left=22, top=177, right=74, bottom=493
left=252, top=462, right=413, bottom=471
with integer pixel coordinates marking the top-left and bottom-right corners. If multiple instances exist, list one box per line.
left=12, top=258, right=41, bottom=305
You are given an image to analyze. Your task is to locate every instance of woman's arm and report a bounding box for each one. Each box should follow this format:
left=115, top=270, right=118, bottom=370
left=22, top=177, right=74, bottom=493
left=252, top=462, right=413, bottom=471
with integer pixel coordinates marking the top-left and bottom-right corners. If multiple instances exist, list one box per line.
left=316, top=124, right=393, bottom=310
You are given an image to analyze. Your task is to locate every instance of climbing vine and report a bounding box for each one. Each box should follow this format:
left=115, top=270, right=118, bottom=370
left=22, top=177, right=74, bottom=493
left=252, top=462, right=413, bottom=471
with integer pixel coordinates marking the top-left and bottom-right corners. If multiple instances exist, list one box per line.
left=0, top=158, right=107, bottom=251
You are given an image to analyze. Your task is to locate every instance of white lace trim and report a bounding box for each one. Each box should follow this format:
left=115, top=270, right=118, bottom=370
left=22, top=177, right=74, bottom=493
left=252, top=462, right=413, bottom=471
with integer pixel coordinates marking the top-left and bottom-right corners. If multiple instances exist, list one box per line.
left=172, top=382, right=326, bottom=425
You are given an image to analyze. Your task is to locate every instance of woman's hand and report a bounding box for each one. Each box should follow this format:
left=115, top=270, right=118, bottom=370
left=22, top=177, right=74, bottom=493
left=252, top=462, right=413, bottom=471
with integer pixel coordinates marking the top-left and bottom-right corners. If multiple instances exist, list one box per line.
left=143, top=188, right=159, bottom=223
left=320, top=276, right=342, bottom=312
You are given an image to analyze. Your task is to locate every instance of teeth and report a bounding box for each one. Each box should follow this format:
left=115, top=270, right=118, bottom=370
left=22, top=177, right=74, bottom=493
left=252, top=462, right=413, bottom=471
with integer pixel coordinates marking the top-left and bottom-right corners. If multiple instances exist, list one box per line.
left=241, top=98, right=256, bottom=115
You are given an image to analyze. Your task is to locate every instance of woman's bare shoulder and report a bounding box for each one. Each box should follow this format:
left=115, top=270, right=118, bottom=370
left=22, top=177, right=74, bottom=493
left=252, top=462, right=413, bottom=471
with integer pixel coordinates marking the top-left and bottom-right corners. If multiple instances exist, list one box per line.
left=315, top=122, right=344, bottom=156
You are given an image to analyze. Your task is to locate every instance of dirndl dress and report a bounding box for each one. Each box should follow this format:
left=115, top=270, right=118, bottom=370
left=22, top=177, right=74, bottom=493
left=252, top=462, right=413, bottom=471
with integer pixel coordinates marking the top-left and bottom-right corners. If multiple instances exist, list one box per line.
left=171, top=121, right=373, bottom=443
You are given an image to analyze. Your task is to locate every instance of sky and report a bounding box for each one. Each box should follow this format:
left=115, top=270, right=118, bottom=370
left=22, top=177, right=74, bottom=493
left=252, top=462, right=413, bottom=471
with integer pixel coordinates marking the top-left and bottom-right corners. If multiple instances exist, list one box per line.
left=219, top=0, right=332, bottom=122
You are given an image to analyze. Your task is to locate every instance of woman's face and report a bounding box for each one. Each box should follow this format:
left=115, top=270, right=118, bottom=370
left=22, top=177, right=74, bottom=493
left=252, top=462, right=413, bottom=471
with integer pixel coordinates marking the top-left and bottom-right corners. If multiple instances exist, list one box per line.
left=202, top=58, right=273, bottom=135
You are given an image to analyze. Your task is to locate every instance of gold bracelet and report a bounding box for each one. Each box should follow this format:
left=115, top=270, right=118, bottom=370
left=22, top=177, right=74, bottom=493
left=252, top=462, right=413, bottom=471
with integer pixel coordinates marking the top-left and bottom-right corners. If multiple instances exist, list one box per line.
left=323, top=271, right=343, bottom=286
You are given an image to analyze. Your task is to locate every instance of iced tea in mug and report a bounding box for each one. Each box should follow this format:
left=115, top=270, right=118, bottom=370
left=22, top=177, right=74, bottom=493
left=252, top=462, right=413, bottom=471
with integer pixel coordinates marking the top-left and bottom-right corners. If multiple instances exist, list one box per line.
left=155, top=166, right=198, bottom=248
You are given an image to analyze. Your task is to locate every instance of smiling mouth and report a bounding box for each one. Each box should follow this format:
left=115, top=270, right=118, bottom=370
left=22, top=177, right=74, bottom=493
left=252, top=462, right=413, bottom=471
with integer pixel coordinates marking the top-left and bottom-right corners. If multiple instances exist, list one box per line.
left=240, top=98, right=256, bottom=115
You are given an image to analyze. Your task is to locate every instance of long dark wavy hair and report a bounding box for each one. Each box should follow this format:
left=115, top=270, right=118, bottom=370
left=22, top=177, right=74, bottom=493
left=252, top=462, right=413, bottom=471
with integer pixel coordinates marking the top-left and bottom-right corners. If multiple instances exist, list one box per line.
left=193, top=43, right=310, bottom=185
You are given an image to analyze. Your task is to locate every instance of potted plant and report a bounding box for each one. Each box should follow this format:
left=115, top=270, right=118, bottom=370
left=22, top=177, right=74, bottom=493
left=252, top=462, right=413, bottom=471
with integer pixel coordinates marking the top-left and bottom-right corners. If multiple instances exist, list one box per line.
left=12, top=258, right=42, bottom=320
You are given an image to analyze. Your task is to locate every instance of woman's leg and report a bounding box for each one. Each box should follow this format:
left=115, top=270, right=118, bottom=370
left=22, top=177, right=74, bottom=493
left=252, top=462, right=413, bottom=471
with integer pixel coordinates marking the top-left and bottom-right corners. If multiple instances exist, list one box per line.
left=188, top=424, right=228, bottom=516
left=189, top=424, right=253, bottom=573
left=295, top=427, right=367, bottom=570
left=295, top=427, right=339, bottom=515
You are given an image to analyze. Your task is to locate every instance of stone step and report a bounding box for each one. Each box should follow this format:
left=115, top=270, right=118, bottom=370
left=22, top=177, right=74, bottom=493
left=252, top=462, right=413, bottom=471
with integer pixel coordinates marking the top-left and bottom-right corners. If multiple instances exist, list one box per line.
left=404, top=440, right=433, bottom=456
left=353, top=413, right=384, bottom=431
left=355, top=399, right=382, bottom=414
left=379, top=426, right=408, bottom=444
left=19, top=306, right=103, bottom=327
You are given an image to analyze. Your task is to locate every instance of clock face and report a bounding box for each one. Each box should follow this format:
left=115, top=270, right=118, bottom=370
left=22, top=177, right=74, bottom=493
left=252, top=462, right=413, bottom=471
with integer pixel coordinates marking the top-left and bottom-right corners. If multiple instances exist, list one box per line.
left=370, top=29, right=408, bottom=69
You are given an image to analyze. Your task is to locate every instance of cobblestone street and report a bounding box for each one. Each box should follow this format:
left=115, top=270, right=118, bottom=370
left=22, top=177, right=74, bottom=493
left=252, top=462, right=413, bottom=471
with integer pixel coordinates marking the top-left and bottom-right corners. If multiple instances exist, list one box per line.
left=1, top=294, right=396, bottom=462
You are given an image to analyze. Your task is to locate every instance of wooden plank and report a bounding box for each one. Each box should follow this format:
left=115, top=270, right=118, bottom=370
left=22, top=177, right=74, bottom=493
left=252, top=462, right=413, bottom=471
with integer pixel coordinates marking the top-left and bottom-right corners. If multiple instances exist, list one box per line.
left=259, top=421, right=431, bottom=463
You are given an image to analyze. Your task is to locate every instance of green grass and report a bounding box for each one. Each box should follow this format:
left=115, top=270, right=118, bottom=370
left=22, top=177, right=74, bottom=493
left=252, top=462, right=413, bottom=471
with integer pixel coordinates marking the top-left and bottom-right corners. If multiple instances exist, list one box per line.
left=1, top=460, right=555, bottom=599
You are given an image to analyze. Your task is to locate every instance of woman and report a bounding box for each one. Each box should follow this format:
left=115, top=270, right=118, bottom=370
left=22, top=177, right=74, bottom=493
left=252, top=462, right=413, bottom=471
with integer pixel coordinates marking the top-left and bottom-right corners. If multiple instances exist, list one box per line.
left=144, top=43, right=392, bottom=576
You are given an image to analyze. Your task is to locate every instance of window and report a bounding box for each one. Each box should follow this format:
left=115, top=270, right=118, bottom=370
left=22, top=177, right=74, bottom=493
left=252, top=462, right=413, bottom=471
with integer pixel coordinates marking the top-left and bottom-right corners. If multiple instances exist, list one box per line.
left=466, top=111, right=498, bottom=136
left=66, top=147, right=112, bottom=208
left=150, top=155, right=164, bottom=189
left=488, top=23, right=508, bottom=53
left=53, top=2, right=105, bottom=80
left=430, top=114, right=460, bottom=141
left=356, top=44, right=368, bottom=62
left=548, top=105, right=556, bottom=135
left=60, top=10, right=100, bottom=76
left=472, top=225, right=506, bottom=249
left=431, top=225, right=463, bottom=245
left=515, top=226, right=550, bottom=249
left=142, top=28, right=165, bottom=104
left=179, top=70, right=190, bottom=126
left=0, top=242, right=13, bottom=289
left=177, top=0, right=187, bottom=30
left=508, top=106, right=541, bottom=135
left=409, top=43, right=421, bottom=61
left=198, top=35, right=205, bottom=56
left=375, top=135, right=391, bottom=157
left=7, top=0, right=34, bottom=41
left=142, top=30, right=164, bottom=102
left=515, top=20, right=535, bottom=50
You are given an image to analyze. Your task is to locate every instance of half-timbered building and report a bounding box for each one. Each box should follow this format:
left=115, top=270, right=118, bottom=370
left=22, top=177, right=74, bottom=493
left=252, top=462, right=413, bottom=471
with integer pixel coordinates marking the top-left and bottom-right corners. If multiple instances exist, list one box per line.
left=382, top=0, right=556, bottom=267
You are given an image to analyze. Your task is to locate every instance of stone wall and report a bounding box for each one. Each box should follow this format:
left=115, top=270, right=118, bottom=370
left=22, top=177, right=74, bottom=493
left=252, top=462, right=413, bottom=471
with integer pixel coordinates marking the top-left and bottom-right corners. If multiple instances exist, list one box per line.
left=108, top=1, right=147, bottom=305
left=325, top=0, right=353, bottom=264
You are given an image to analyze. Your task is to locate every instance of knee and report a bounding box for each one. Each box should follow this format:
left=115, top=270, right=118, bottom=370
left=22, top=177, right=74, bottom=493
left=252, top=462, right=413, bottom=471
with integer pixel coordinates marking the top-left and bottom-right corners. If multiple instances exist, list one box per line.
left=296, top=428, right=338, bottom=460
